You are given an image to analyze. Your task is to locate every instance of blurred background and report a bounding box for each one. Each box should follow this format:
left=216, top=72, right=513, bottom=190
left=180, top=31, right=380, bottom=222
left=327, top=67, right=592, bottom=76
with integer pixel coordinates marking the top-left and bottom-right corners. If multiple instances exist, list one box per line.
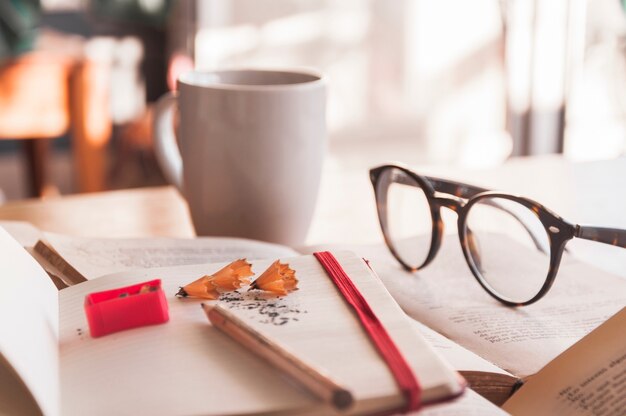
left=0, top=0, right=625, bottom=201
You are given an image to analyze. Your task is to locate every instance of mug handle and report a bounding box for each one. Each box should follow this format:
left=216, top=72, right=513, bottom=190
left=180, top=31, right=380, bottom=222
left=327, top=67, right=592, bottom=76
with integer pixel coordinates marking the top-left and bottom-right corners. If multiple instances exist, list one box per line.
left=153, top=92, right=183, bottom=190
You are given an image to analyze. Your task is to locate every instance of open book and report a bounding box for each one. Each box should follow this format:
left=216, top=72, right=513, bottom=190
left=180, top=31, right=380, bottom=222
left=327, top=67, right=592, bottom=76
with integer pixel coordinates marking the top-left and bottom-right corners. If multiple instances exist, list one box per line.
left=358, top=239, right=624, bottom=364
left=503, top=306, right=626, bottom=415
left=4, top=221, right=625, bottom=411
left=0, top=226, right=468, bottom=415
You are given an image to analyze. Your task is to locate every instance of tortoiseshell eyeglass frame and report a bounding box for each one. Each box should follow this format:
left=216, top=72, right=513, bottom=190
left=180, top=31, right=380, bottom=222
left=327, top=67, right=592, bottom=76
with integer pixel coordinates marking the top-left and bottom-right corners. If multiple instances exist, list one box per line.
left=369, top=163, right=626, bottom=306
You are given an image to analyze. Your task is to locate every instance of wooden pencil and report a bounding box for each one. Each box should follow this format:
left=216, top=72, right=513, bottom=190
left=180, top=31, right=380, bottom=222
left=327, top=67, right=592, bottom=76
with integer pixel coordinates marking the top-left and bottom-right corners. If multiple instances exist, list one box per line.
left=201, top=303, right=354, bottom=411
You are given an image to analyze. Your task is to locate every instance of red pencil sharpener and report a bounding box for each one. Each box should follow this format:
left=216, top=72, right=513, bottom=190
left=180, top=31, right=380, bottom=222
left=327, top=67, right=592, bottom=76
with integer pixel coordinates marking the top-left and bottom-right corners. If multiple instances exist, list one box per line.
left=84, top=279, right=169, bottom=338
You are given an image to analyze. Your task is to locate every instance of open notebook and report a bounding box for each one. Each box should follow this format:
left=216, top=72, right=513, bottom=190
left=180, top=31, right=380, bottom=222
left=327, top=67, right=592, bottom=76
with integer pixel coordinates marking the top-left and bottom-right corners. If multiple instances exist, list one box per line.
left=0, top=228, right=464, bottom=415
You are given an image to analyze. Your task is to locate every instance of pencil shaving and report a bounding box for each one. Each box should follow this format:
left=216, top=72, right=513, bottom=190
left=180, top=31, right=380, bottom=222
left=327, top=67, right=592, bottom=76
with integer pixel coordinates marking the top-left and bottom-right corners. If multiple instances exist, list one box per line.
left=176, top=259, right=254, bottom=299
left=249, top=260, right=298, bottom=296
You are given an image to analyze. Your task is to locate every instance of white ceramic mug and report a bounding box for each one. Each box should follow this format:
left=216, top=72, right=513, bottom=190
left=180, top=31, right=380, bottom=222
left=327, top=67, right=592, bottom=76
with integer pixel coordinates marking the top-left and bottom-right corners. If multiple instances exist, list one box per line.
left=153, top=69, right=326, bottom=246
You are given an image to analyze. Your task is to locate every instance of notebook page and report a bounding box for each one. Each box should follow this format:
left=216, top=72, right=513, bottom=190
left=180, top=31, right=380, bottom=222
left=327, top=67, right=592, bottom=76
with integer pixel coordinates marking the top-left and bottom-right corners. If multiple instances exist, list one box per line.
left=59, top=252, right=462, bottom=415
left=221, top=252, right=463, bottom=412
left=0, top=353, right=44, bottom=415
left=0, top=227, right=60, bottom=416
left=293, top=388, right=508, bottom=416
left=44, top=233, right=298, bottom=279
left=348, top=237, right=626, bottom=378
left=409, top=389, right=508, bottom=416
left=59, top=259, right=315, bottom=416
left=413, top=320, right=513, bottom=377
left=0, top=220, right=44, bottom=247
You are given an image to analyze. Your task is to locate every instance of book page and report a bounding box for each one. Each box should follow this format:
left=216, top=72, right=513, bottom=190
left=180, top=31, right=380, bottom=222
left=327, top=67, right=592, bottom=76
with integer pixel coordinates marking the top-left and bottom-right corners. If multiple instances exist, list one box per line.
left=312, top=237, right=626, bottom=378
left=503, top=307, right=626, bottom=415
left=59, top=252, right=462, bottom=415
left=0, top=227, right=60, bottom=416
left=43, top=232, right=299, bottom=280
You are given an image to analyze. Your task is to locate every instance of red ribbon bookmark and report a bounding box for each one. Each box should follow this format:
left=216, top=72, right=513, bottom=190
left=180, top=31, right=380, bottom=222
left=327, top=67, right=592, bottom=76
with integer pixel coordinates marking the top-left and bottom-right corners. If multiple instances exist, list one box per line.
left=313, top=252, right=421, bottom=413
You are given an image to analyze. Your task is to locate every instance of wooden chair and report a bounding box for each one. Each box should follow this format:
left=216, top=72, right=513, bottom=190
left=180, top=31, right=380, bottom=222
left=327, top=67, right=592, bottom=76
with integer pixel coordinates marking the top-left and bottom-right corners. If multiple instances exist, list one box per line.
left=0, top=52, right=75, bottom=197
left=0, top=47, right=113, bottom=198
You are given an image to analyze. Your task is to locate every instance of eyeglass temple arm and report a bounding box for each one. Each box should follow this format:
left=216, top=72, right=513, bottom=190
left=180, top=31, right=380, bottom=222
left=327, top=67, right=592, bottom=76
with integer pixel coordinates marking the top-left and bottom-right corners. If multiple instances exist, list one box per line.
left=421, top=177, right=626, bottom=249
left=576, top=226, right=626, bottom=249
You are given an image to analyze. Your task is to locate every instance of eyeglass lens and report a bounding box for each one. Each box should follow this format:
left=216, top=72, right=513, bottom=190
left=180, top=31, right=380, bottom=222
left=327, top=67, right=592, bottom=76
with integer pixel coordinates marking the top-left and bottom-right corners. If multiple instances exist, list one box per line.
left=376, top=167, right=432, bottom=268
left=463, top=197, right=552, bottom=303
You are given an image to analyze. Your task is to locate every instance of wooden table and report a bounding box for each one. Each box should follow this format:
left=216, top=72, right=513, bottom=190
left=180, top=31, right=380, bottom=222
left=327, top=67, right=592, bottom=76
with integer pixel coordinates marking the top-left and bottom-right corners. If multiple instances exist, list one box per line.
left=310, top=153, right=626, bottom=243
left=1, top=154, right=625, bottom=242
left=0, top=154, right=624, bottom=276
left=0, top=186, right=195, bottom=238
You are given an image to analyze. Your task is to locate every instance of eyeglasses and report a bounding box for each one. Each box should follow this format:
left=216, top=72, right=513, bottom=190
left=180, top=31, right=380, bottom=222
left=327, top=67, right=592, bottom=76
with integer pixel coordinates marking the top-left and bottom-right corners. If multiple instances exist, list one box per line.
left=369, top=163, right=626, bottom=306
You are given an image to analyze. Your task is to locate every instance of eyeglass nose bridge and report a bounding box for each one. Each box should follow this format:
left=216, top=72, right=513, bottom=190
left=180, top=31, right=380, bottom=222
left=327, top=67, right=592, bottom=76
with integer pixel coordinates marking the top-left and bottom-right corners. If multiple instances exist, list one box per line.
left=432, top=195, right=465, bottom=213
left=416, top=195, right=466, bottom=270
